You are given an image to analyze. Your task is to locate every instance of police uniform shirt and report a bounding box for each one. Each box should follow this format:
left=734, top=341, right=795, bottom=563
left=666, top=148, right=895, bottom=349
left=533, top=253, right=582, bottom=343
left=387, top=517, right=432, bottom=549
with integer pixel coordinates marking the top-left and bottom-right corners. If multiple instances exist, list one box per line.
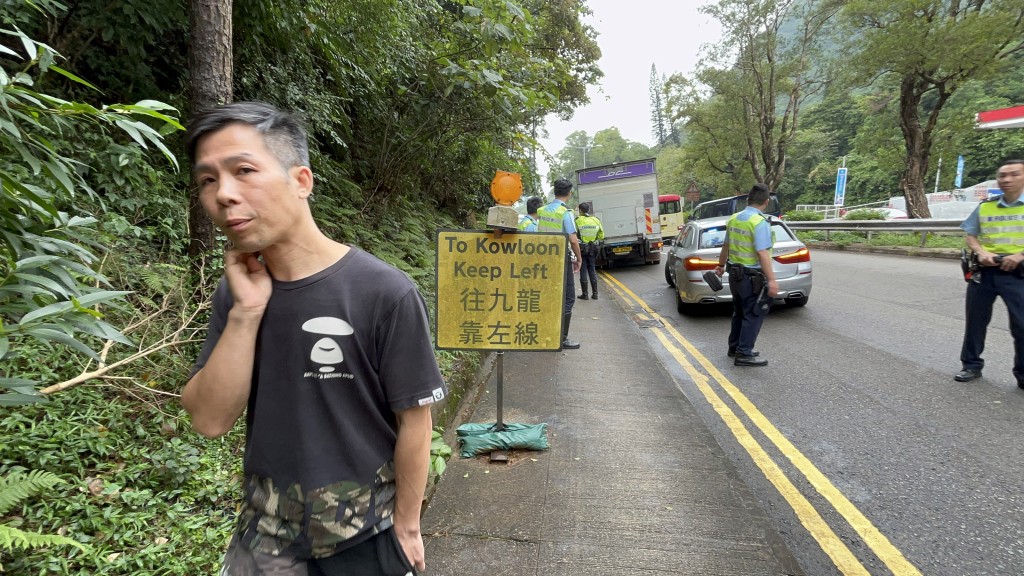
left=542, top=199, right=577, bottom=235
left=730, top=206, right=773, bottom=269
left=961, top=195, right=1024, bottom=237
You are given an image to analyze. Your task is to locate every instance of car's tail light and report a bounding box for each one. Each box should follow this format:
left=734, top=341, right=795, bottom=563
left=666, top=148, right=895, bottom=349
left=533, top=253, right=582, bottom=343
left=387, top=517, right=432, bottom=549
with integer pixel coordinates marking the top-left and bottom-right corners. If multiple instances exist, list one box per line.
left=683, top=257, right=719, bottom=271
left=774, top=247, right=810, bottom=264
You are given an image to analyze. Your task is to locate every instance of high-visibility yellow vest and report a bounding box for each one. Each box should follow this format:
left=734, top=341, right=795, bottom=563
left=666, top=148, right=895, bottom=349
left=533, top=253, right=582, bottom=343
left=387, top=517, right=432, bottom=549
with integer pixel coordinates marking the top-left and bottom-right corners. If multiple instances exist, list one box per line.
left=518, top=216, right=538, bottom=231
left=727, top=212, right=771, bottom=266
left=978, top=200, right=1024, bottom=254
left=574, top=215, right=604, bottom=243
left=537, top=201, right=570, bottom=233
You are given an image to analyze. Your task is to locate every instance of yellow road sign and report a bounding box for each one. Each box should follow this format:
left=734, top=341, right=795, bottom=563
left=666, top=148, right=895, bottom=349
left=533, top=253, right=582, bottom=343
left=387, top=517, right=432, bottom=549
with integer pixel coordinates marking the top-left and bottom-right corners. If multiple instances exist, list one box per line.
left=435, top=229, right=566, bottom=351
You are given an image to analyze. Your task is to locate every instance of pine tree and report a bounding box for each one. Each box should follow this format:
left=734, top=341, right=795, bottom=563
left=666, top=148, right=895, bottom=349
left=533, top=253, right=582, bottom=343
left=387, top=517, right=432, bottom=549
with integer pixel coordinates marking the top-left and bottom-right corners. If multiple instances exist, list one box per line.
left=649, top=64, right=668, bottom=148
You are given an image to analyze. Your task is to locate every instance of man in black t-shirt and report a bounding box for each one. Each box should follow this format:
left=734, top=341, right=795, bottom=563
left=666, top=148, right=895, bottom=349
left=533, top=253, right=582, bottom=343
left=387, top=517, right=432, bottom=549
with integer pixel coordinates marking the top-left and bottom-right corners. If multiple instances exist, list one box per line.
left=182, top=102, right=446, bottom=576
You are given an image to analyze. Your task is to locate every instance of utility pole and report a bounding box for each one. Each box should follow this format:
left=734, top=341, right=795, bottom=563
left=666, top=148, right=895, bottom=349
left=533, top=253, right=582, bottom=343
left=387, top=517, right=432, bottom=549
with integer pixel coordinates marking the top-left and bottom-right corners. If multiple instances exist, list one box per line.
left=569, top=142, right=602, bottom=169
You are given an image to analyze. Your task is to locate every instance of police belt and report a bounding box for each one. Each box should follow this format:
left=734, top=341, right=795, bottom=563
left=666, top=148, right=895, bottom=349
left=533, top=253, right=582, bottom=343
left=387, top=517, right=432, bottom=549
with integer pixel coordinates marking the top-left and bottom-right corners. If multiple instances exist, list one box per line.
left=726, top=262, right=765, bottom=280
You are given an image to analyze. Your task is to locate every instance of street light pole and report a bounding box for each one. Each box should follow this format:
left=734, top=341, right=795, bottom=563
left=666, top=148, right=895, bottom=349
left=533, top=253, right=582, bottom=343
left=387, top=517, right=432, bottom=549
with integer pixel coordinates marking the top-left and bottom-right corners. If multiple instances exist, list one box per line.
left=569, top=143, right=602, bottom=169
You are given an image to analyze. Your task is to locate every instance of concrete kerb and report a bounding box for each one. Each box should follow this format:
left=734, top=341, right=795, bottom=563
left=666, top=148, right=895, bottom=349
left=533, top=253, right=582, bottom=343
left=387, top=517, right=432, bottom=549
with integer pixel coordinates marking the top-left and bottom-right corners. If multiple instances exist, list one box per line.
left=423, top=351, right=496, bottom=508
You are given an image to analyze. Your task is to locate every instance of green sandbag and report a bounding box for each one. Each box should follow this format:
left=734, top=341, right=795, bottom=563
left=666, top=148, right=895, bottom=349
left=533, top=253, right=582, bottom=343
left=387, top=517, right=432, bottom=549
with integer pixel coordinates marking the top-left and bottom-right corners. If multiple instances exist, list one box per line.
left=456, top=422, right=549, bottom=458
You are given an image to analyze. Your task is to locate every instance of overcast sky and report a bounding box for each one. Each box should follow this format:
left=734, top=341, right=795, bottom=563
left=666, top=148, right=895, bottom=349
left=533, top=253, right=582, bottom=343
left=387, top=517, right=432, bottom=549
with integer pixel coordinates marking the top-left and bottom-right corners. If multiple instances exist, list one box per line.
left=537, top=1, right=723, bottom=183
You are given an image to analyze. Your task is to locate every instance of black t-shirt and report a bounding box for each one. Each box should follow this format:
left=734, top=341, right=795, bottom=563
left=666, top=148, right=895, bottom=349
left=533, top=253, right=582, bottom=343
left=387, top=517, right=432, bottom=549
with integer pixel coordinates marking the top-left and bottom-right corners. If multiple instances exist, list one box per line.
left=191, top=248, right=447, bottom=558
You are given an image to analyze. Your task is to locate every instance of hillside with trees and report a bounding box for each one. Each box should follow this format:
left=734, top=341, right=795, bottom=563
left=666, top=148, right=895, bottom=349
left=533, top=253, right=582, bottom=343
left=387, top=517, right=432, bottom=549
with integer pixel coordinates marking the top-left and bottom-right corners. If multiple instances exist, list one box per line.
left=594, top=0, right=1024, bottom=213
left=0, top=1, right=601, bottom=572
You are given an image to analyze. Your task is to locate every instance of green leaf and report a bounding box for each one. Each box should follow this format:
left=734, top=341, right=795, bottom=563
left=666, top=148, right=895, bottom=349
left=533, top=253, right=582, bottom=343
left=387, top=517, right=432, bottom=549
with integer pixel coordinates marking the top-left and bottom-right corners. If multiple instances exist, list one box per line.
left=69, top=319, right=132, bottom=345
left=117, top=103, right=184, bottom=129
left=0, top=336, right=7, bottom=360
left=48, top=65, right=101, bottom=92
left=72, top=290, right=131, bottom=307
left=133, top=99, right=177, bottom=111
left=12, top=272, right=72, bottom=297
left=14, top=255, right=61, bottom=270
left=0, top=378, right=38, bottom=389
left=41, top=160, right=75, bottom=196
left=0, top=393, right=49, bottom=406
left=22, top=327, right=100, bottom=359
left=4, top=178, right=57, bottom=216
left=0, top=44, right=20, bottom=58
left=114, top=119, right=147, bottom=148
left=18, top=30, right=37, bottom=60
left=18, top=300, right=74, bottom=325
left=37, top=46, right=54, bottom=72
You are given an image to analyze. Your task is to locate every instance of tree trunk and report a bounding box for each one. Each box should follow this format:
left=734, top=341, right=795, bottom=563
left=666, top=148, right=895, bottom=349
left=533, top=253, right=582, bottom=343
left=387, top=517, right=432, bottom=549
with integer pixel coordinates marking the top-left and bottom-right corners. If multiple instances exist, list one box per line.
left=187, top=0, right=233, bottom=262
left=897, top=76, right=932, bottom=219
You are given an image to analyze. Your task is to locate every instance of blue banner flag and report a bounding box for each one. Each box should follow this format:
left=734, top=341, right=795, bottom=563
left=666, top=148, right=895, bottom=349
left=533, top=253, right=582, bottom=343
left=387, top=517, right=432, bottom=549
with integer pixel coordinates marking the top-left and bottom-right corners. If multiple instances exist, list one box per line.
left=834, top=167, right=848, bottom=207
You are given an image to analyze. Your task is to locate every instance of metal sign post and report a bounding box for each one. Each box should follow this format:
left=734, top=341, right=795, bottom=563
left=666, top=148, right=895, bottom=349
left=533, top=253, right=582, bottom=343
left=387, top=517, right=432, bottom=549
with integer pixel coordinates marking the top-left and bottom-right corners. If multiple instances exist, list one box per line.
left=490, top=351, right=507, bottom=462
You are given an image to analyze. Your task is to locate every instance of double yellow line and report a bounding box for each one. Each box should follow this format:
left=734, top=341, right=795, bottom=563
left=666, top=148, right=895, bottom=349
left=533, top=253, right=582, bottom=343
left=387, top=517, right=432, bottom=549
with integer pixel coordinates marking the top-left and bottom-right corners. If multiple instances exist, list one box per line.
left=600, top=271, right=921, bottom=576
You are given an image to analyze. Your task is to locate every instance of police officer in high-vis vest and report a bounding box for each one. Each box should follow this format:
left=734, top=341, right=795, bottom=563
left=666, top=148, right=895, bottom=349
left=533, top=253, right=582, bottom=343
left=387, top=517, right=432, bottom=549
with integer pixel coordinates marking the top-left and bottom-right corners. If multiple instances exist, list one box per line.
left=574, top=202, right=604, bottom=300
left=955, top=159, right=1024, bottom=387
left=538, top=179, right=583, bottom=349
left=714, top=183, right=778, bottom=367
left=518, top=196, right=542, bottom=232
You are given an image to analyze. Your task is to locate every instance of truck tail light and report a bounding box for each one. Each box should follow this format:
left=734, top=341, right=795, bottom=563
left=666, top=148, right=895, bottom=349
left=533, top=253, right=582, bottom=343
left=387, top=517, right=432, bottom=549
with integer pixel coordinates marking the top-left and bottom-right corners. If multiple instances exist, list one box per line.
left=774, top=247, right=810, bottom=264
left=683, top=257, right=719, bottom=271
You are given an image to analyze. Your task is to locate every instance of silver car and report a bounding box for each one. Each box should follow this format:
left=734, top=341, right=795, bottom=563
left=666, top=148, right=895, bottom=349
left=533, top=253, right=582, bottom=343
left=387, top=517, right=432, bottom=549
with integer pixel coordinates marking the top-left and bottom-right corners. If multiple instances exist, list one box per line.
left=664, top=215, right=812, bottom=313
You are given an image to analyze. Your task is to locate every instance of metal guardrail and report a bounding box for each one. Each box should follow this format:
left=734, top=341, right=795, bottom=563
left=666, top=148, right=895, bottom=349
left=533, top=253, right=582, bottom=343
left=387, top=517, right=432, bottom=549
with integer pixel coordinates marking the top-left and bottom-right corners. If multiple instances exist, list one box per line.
left=794, top=201, right=890, bottom=219
left=783, top=218, right=963, bottom=246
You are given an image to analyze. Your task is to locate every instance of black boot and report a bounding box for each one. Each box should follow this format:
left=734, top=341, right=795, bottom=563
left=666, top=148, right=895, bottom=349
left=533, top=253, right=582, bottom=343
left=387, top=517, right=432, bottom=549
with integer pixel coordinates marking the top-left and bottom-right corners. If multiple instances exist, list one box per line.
left=578, top=286, right=589, bottom=300
left=561, top=312, right=580, bottom=349
left=591, top=289, right=598, bottom=300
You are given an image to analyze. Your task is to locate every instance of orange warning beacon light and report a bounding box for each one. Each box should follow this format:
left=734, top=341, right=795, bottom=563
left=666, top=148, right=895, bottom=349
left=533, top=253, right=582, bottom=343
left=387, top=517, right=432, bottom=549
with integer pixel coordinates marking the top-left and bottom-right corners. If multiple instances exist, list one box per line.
left=491, top=171, right=523, bottom=207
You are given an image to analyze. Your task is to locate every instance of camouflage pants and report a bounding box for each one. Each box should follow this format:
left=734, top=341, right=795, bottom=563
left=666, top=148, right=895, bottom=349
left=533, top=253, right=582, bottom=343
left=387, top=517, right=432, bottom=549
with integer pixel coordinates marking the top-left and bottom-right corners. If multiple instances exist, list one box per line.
left=222, top=528, right=415, bottom=576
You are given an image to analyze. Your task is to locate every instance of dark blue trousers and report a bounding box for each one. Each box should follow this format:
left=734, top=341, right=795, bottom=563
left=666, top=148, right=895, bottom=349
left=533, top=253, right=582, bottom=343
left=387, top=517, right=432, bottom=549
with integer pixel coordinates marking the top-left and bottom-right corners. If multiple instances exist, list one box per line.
left=579, top=248, right=598, bottom=295
left=563, top=256, right=576, bottom=314
left=728, top=271, right=769, bottom=356
left=960, top=268, right=1024, bottom=379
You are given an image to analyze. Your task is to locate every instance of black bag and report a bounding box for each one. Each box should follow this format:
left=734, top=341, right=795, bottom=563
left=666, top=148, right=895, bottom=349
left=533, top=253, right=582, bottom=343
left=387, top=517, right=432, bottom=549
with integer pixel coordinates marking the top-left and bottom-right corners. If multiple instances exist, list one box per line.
left=702, top=270, right=724, bottom=292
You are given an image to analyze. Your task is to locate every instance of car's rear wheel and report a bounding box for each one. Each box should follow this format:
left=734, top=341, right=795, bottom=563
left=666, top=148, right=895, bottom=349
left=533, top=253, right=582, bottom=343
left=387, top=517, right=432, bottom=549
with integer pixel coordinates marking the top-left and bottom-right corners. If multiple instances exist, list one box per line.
left=665, top=262, right=675, bottom=287
left=675, top=288, right=692, bottom=314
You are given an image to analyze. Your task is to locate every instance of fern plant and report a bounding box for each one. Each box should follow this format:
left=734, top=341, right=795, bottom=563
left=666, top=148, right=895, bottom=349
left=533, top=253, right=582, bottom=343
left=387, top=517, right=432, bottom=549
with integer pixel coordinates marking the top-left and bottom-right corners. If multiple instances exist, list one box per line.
left=0, top=469, right=88, bottom=570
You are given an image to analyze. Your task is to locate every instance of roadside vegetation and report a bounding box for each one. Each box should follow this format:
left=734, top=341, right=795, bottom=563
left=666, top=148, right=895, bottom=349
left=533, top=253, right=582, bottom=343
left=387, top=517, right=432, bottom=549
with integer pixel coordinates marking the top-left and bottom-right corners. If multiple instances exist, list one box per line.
left=1, top=0, right=599, bottom=572
left=797, top=231, right=964, bottom=250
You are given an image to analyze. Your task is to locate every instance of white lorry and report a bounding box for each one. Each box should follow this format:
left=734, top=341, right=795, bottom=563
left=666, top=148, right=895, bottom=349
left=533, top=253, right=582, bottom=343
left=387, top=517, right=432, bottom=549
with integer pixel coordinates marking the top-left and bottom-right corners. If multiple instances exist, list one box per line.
left=575, top=158, right=662, bottom=267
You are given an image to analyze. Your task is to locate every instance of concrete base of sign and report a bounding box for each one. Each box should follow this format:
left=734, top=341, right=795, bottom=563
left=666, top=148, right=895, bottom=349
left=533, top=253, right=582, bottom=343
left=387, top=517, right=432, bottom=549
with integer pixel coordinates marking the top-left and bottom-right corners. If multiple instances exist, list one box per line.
left=486, top=205, right=519, bottom=230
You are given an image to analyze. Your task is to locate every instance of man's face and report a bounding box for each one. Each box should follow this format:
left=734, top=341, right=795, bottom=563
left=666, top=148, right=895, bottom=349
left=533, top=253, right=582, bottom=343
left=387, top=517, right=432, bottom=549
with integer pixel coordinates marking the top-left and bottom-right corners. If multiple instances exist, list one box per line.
left=193, top=123, right=311, bottom=253
left=997, top=162, right=1024, bottom=197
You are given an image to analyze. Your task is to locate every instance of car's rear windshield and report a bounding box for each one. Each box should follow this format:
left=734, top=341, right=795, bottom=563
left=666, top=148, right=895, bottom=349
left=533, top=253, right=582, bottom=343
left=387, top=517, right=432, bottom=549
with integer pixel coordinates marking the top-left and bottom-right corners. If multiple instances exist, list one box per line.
left=699, top=221, right=794, bottom=249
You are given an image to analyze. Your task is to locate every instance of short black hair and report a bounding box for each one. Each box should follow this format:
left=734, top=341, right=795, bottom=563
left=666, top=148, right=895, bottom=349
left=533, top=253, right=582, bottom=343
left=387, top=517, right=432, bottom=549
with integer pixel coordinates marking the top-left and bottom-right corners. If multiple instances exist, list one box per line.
left=1000, top=158, right=1024, bottom=169
left=553, top=179, right=573, bottom=198
left=579, top=202, right=592, bottom=215
left=526, top=196, right=543, bottom=215
left=747, top=183, right=770, bottom=205
left=186, top=101, right=310, bottom=170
